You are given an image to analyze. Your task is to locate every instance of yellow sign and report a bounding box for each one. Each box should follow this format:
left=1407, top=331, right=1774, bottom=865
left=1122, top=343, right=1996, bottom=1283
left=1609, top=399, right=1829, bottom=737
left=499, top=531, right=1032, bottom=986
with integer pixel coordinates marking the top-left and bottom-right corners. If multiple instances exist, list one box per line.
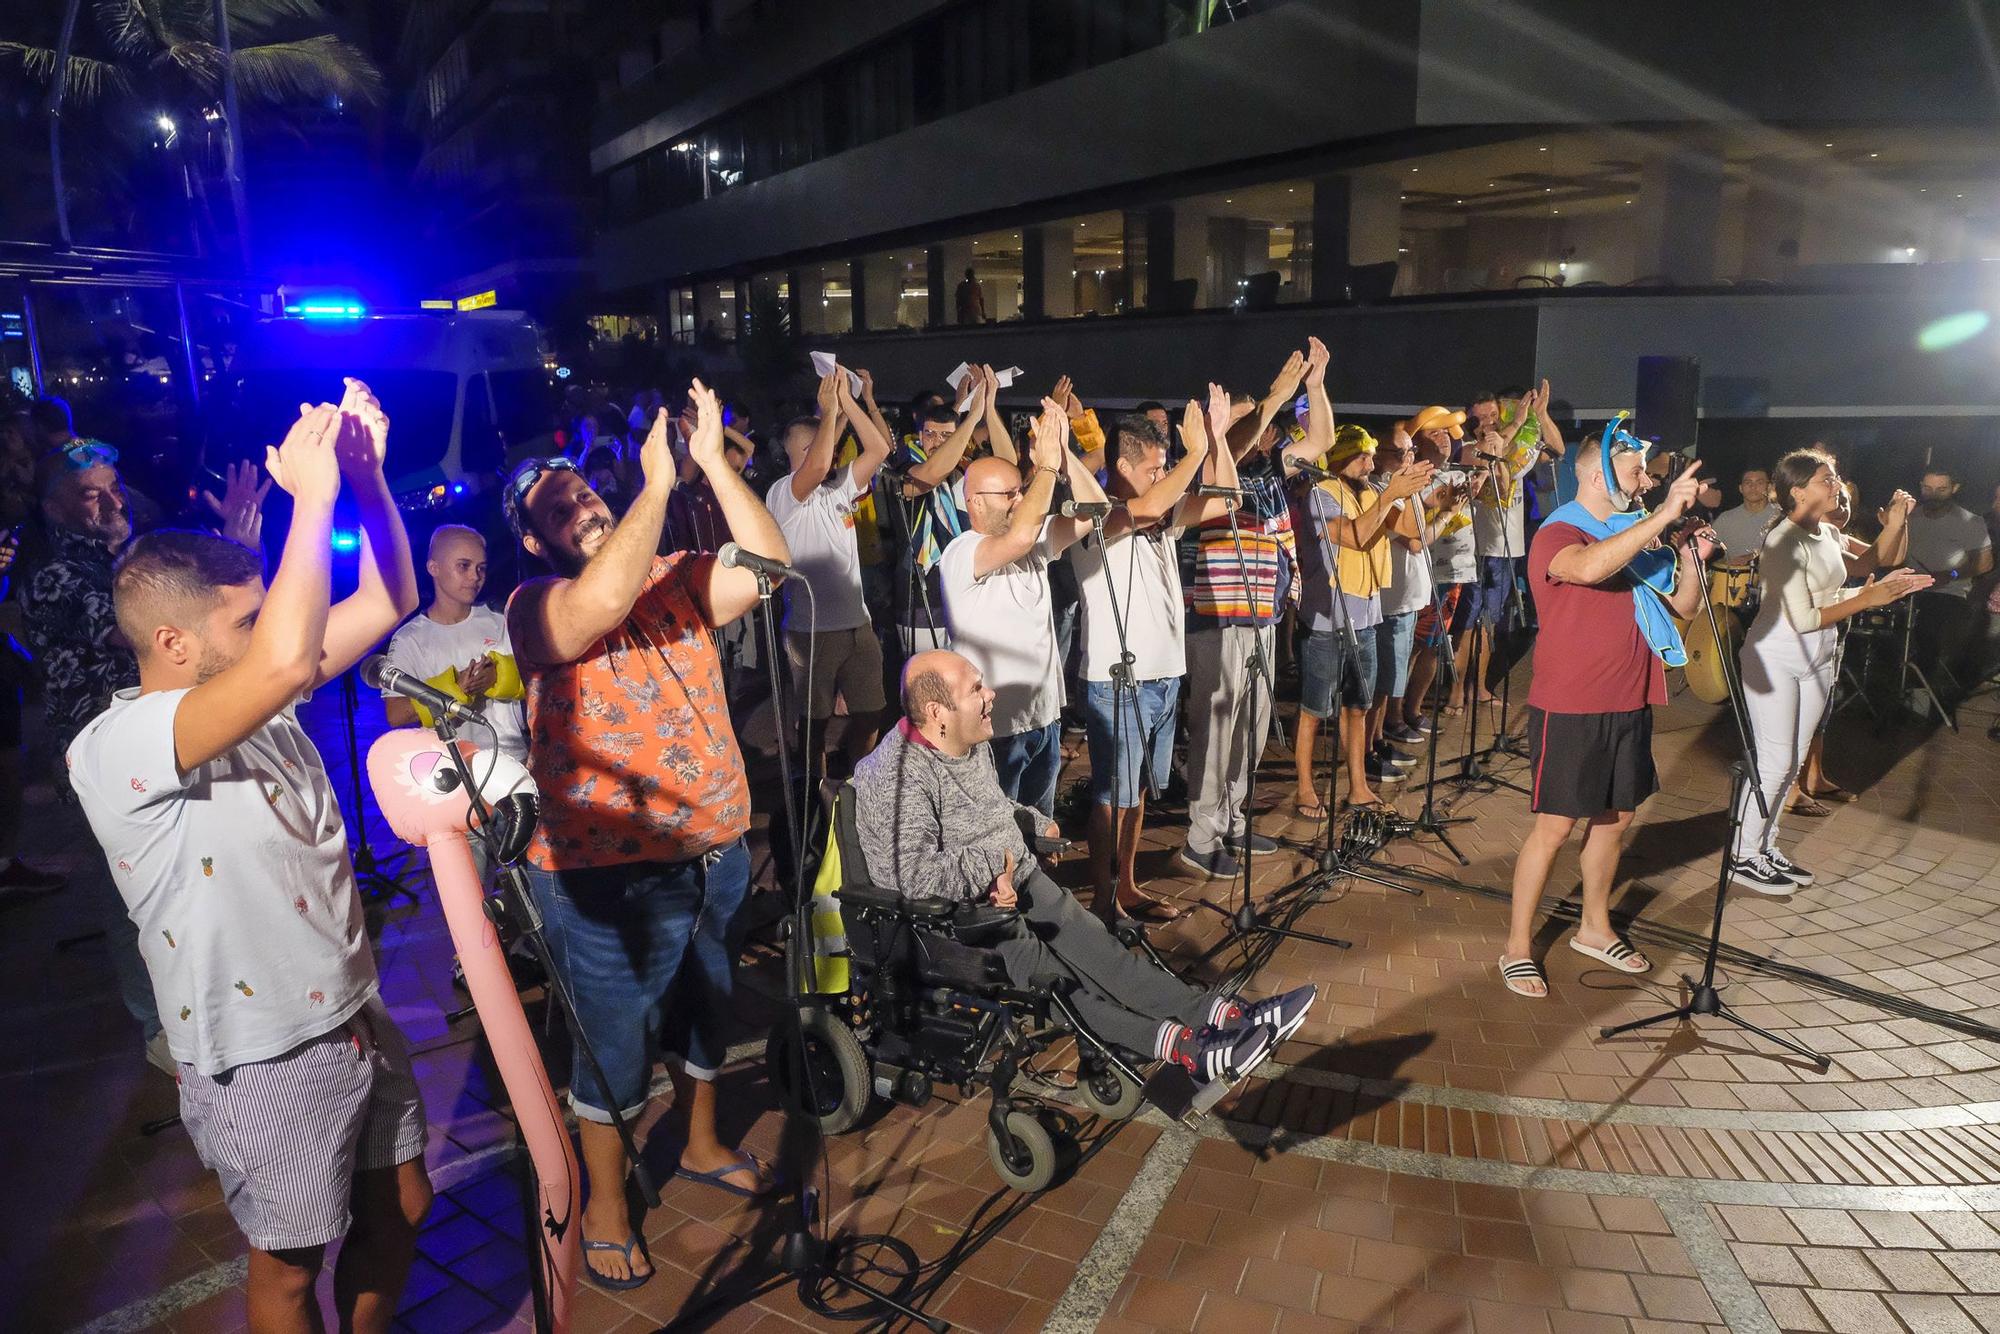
left=455, top=290, right=497, bottom=311
left=420, top=299, right=454, bottom=310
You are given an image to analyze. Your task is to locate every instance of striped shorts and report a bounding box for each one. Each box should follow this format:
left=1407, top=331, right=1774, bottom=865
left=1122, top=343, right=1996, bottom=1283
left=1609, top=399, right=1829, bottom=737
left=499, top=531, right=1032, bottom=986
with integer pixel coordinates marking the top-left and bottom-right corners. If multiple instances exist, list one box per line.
left=177, top=995, right=427, bottom=1252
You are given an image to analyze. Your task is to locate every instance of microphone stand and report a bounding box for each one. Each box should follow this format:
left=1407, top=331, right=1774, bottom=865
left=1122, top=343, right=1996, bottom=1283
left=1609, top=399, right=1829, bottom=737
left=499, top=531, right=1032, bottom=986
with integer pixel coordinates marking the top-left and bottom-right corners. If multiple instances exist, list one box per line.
left=1598, top=535, right=1829, bottom=1070
left=339, top=667, right=420, bottom=903
left=1446, top=459, right=1529, bottom=796
left=1399, top=566, right=1474, bottom=865
left=754, top=569, right=938, bottom=1330
left=427, top=717, right=661, bottom=1331
left=1089, top=509, right=1140, bottom=930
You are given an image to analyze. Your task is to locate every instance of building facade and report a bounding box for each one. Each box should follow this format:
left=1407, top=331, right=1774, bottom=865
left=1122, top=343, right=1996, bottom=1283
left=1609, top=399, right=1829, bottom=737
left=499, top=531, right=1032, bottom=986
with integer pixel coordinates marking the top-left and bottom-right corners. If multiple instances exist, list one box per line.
left=584, top=0, right=2000, bottom=471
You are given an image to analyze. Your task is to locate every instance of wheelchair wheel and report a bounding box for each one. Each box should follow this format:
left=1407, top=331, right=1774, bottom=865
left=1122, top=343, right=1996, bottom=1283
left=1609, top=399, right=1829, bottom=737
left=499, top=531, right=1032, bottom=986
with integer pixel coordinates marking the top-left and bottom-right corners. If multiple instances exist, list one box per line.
left=1076, top=1059, right=1144, bottom=1121
left=985, top=1110, right=1060, bottom=1193
left=766, top=1009, right=870, bottom=1135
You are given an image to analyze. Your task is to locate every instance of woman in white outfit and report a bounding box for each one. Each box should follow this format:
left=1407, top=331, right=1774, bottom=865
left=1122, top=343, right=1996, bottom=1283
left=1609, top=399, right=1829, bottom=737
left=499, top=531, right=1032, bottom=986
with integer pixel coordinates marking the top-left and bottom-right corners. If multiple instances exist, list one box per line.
left=1728, top=449, right=1928, bottom=892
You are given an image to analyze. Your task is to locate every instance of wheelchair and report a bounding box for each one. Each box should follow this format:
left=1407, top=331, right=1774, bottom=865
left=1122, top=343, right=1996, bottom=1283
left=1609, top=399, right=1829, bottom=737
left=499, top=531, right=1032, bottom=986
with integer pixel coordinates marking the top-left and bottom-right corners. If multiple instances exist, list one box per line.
left=763, top=784, right=1151, bottom=1193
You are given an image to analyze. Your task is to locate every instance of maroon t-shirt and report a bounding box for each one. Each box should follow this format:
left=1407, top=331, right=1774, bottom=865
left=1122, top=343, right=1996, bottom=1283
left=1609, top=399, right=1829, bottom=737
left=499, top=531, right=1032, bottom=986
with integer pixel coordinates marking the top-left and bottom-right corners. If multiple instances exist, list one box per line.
left=1526, top=521, right=1667, bottom=714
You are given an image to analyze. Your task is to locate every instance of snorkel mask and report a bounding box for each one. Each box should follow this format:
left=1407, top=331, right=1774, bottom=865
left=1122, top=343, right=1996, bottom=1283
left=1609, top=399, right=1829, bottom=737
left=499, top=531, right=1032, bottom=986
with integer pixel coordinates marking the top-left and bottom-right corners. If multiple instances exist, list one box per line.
left=1600, top=412, right=1649, bottom=513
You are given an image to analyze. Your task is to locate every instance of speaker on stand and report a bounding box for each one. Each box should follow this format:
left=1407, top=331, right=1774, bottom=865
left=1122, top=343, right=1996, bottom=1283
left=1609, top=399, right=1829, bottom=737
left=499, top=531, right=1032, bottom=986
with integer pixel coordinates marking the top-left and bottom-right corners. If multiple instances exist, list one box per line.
left=1636, top=355, right=1702, bottom=458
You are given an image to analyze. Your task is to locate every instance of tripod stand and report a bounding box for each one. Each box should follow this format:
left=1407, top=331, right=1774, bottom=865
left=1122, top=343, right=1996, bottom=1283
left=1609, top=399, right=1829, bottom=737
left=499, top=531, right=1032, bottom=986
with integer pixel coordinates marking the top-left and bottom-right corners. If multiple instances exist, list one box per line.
left=751, top=569, right=941, bottom=1330
left=1445, top=463, right=1530, bottom=795
left=1399, top=575, right=1475, bottom=865
left=1598, top=541, right=1829, bottom=1071
left=339, top=668, right=420, bottom=903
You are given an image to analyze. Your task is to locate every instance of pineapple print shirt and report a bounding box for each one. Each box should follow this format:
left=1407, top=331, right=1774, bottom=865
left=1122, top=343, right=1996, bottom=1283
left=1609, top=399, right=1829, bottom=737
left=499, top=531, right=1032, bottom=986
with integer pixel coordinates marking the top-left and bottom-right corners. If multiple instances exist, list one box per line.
left=68, top=688, right=376, bottom=1076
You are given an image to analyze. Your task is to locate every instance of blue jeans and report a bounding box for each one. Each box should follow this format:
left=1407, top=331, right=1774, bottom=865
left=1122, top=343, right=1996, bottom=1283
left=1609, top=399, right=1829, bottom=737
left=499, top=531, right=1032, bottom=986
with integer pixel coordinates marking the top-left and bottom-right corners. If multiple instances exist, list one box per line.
left=523, top=840, right=750, bottom=1121
left=991, top=720, right=1063, bottom=817
left=1083, top=677, right=1180, bottom=808
left=1374, top=610, right=1417, bottom=700
left=1297, top=623, right=1377, bottom=718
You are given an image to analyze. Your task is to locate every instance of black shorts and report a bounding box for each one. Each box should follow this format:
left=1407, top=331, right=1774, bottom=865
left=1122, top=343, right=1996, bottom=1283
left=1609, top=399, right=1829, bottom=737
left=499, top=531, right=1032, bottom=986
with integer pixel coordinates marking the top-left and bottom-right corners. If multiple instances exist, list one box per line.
left=1526, top=706, right=1657, bottom=818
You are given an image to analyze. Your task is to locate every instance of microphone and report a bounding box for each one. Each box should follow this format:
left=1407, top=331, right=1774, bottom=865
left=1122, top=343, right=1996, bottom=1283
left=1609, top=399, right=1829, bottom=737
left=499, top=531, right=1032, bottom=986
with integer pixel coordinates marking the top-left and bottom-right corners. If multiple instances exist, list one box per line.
left=362, top=655, right=480, bottom=726
left=1059, top=499, right=1119, bottom=519
left=1284, top=456, right=1337, bottom=484
left=717, top=542, right=797, bottom=579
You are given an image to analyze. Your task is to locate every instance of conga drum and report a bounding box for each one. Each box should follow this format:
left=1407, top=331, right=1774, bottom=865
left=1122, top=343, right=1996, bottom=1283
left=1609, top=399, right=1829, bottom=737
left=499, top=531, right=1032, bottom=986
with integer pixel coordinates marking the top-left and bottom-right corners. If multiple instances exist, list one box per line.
left=1681, top=601, right=1739, bottom=704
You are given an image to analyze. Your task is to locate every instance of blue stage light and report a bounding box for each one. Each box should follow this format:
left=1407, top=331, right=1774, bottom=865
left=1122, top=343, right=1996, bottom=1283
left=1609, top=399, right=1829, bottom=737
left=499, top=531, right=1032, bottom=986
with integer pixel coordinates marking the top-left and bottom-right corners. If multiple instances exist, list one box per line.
left=451, top=482, right=466, bottom=495
left=283, top=294, right=366, bottom=320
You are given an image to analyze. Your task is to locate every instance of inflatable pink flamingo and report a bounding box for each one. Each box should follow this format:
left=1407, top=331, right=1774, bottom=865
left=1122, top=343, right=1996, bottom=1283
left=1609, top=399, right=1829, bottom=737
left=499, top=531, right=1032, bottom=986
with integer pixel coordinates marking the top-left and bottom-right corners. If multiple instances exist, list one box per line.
left=368, top=729, right=579, bottom=1331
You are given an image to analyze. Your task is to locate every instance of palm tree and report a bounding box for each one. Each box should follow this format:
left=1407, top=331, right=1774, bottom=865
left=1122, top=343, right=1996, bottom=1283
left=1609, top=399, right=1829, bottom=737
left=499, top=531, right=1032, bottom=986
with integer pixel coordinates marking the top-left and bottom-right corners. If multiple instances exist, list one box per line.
left=1, top=0, right=385, bottom=261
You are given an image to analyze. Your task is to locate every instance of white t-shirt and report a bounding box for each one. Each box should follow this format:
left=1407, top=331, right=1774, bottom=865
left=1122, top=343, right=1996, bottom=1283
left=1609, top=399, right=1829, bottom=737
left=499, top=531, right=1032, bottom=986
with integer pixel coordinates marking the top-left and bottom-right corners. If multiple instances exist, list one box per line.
left=1905, top=503, right=1992, bottom=599
left=1372, top=479, right=1434, bottom=619
left=1712, top=504, right=1776, bottom=567
left=766, top=464, right=869, bottom=630
left=383, top=605, right=528, bottom=761
left=1068, top=524, right=1186, bottom=682
left=940, top=521, right=1065, bottom=735
left=1472, top=481, right=1526, bottom=559
left=68, top=688, right=376, bottom=1077
left=1429, top=514, right=1478, bottom=585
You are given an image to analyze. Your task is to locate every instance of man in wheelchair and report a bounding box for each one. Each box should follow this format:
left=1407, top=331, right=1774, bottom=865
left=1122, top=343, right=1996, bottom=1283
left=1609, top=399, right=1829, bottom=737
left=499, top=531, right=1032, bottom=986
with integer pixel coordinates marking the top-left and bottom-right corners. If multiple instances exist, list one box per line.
left=850, top=650, right=1315, bottom=1086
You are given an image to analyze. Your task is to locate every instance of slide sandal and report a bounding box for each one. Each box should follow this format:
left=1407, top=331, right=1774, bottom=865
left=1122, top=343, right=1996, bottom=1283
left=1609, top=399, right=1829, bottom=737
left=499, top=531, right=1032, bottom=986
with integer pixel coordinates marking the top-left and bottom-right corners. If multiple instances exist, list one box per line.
left=1570, top=935, right=1651, bottom=974
left=1498, top=956, right=1548, bottom=999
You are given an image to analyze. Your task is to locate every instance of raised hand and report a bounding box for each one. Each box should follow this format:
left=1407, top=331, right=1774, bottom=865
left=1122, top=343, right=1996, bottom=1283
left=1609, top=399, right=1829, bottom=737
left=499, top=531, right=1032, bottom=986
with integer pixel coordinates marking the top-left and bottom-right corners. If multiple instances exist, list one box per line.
left=1205, top=382, right=1232, bottom=449
left=1881, top=489, right=1916, bottom=526
left=856, top=367, right=877, bottom=408
left=1178, top=399, right=1212, bottom=463
left=1268, top=349, right=1307, bottom=404
left=202, top=459, right=274, bottom=547
left=815, top=371, right=841, bottom=420
left=1658, top=459, right=1703, bottom=520
left=1028, top=396, right=1068, bottom=471
left=640, top=404, right=677, bottom=490
left=687, top=380, right=729, bottom=474
left=0, top=531, right=16, bottom=577
left=1387, top=460, right=1438, bottom=500
left=264, top=404, right=343, bottom=505
left=835, top=368, right=862, bottom=416
left=1304, top=336, right=1330, bottom=387
left=334, top=377, right=390, bottom=479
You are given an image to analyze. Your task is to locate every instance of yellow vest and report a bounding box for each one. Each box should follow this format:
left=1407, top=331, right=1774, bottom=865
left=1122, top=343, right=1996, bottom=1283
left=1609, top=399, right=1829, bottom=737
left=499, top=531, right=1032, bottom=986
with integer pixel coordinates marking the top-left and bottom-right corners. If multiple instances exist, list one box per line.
left=1318, top=478, right=1391, bottom=597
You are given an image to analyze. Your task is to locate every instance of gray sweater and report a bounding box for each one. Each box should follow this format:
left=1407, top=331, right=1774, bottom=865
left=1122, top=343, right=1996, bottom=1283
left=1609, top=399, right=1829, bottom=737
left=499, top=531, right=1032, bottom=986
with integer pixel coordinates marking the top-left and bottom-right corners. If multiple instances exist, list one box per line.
left=849, top=722, right=1039, bottom=902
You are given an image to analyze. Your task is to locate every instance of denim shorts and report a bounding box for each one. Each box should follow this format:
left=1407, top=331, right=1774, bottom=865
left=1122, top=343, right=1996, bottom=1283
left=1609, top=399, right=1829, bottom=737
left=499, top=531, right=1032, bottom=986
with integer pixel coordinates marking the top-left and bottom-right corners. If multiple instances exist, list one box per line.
left=991, top=720, right=1063, bottom=816
left=1298, top=623, right=1377, bottom=718
left=1374, top=610, right=1418, bottom=700
left=1475, top=555, right=1517, bottom=628
left=1083, top=677, right=1180, bottom=807
left=523, top=839, right=751, bottom=1121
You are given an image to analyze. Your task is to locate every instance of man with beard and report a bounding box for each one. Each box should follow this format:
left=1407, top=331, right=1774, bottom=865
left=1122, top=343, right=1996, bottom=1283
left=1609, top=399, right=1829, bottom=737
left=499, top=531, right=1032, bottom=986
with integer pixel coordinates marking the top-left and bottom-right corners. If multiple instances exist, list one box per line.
left=70, top=386, right=430, bottom=1334
left=502, top=382, right=788, bottom=1290
left=1904, top=466, right=1993, bottom=694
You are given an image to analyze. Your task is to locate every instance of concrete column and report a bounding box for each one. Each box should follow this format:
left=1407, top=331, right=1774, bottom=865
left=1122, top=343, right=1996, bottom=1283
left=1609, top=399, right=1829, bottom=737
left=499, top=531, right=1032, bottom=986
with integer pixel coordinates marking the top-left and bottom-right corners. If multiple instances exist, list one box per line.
left=1738, top=158, right=1807, bottom=282
left=1635, top=139, right=1725, bottom=284
left=925, top=247, right=946, bottom=328
left=1173, top=204, right=1210, bottom=308
left=861, top=253, right=899, bottom=330
left=848, top=259, right=868, bottom=331
left=1348, top=173, right=1403, bottom=267
left=1144, top=206, right=1175, bottom=311
left=1310, top=175, right=1352, bottom=301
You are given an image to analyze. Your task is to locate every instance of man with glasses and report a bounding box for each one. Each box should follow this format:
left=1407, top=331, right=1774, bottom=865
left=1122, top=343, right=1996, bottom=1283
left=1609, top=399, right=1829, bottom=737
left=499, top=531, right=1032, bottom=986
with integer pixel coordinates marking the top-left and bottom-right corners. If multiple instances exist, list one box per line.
left=940, top=399, right=1101, bottom=817
left=501, top=386, right=789, bottom=1291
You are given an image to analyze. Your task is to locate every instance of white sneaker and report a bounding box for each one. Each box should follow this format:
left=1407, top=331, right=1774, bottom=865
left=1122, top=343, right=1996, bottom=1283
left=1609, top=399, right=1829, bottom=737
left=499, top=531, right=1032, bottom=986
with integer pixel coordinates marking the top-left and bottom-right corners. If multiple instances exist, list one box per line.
left=1728, top=854, right=1797, bottom=894
left=1765, top=849, right=1814, bottom=885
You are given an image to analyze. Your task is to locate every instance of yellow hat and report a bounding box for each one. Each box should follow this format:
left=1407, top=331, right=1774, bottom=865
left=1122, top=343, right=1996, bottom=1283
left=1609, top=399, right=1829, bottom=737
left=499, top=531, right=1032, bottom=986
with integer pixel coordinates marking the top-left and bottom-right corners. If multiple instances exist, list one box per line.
left=1400, top=405, right=1465, bottom=440
left=1325, top=423, right=1378, bottom=466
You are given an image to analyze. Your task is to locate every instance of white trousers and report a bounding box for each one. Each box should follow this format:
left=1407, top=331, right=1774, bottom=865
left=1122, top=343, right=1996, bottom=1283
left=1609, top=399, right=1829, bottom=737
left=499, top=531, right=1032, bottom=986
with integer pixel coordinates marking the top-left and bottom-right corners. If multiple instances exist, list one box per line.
left=1732, top=625, right=1835, bottom=857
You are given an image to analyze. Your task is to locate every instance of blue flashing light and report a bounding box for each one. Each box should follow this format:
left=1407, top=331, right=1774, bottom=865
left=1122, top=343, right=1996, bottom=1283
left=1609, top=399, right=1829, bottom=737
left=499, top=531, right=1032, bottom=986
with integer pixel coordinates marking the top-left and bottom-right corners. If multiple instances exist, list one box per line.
left=331, top=529, right=361, bottom=553
left=554, top=365, right=572, bottom=379
left=451, top=482, right=466, bottom=496
left=283, top=296, right=366, bottom=320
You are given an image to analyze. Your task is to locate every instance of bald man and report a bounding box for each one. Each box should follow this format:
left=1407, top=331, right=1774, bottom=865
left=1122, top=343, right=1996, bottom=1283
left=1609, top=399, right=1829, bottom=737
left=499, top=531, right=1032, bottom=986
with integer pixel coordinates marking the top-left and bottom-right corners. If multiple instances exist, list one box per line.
left=380, top=525, right=526, bottom=763
left=849, top=649, right=1312, bottom=1086
left=937, top=401, right=1105, bottom=814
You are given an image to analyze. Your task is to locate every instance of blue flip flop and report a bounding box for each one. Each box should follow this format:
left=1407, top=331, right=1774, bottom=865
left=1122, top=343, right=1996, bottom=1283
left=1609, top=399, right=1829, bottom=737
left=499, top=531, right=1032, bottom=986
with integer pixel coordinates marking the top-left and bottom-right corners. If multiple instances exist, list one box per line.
left=677, top=1151, right=773, bottom=1199
left=581, top=1235, right=653, bottom=1291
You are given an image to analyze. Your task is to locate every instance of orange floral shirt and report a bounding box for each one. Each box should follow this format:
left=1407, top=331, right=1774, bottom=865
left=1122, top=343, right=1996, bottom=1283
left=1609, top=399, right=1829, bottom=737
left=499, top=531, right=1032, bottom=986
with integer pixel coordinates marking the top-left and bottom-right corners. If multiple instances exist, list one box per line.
left=509, top=554, right=750, bottom=870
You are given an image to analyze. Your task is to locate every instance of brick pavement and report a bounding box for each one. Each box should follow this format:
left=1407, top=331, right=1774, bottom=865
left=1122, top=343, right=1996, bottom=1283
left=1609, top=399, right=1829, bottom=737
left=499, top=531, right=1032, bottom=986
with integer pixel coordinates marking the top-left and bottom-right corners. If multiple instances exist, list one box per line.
left=3, top=675, right=1997, bottom=1332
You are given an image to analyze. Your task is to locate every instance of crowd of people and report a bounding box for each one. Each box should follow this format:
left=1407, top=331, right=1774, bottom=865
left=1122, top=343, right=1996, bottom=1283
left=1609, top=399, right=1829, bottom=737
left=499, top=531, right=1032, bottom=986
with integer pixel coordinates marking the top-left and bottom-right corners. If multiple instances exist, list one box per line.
left=1, top=341, right=1997, bottom=1324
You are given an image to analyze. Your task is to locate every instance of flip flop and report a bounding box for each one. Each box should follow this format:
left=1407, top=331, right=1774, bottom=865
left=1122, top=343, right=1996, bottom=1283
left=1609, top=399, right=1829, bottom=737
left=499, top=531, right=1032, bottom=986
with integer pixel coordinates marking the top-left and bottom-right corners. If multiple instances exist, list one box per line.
left=1788, top=795, right=1832, bottom=818
left=1293, top=798, right=1328, bottom=821
left=1119, top=894, right=1192, bottom=924
left=582, top=1235, right=653, bottom=1291
left=1498, top=956, right=1548, bottom=999
left=1804, top=785, right=1857, bottom=803
left=1570, top=935, right=1651, bottom=974
left=678, top=1151, right=774, bottom=1199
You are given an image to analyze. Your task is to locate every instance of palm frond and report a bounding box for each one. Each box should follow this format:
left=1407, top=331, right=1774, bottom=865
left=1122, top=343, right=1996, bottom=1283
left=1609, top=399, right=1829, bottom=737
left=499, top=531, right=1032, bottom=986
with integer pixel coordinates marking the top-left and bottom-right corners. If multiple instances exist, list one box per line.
left=225, top=0, right=346, bottom=37
left=164, top=38, right=228, bottom=94
left=0, top=43, right=137, bottom=105
left=230, top=34, right=385, bottom=106
left=93, top=0, right=162, bottom=61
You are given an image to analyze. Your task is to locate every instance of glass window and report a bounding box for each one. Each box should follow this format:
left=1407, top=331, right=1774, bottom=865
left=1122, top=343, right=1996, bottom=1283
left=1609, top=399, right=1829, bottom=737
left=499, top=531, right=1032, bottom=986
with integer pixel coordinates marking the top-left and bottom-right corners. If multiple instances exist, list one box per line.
left=695, top=281, right=738, bottom=342
left=668, top=287, right=697, bottom=344
left=951, top=230, right=1025, bottom=324
left=1174, top=181, right=1315, bottom=309
left=748, top=272, right=790, bottom=337
left=859, top=251, right=928, bottom=331
left=1068, top=211, right=1130, bottom=317
left=797, top=262, right=853, bottom=337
